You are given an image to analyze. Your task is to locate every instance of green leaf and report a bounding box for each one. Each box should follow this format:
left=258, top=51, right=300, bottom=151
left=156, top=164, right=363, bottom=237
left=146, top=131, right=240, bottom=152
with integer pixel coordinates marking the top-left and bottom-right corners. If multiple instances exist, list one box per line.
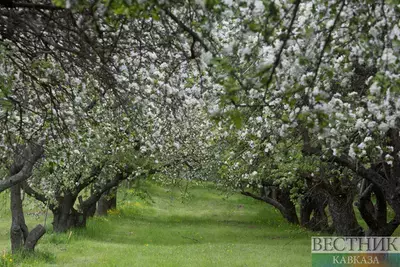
left=0, top=99, right=12, bottom=111
left=248, top=22, right=261, bottom=32
left=229, top=110, right=243, bottom=129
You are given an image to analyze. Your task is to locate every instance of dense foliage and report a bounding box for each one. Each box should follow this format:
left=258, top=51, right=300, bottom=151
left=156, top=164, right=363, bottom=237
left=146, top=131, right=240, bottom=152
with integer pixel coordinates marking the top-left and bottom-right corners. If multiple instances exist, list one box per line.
left=1, top=0, right=400, bottom=254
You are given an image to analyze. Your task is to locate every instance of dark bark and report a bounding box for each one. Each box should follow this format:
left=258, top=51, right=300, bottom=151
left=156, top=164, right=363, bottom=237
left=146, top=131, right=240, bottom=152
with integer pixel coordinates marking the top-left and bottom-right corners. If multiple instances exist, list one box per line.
left=51, top=191, right=86, bottom=233
left=109, top=188, right=117, bottom=209
left=23, top=164, right=105, bottom=230
left=97, top=187, right=117, bottom=216
left=0, top=143, right=43, bottom=193
left=300, top=190, right=330, bottom=232
left=10, top=183, right=46, bottom=253
left=8, top=147, right=46, bottom=253
left=301, top=168, right=363, bottom=236
left=80, top=172, right=125, bottom=212
left=85, top=189, right=97, bottom=218
left=52, top=209, right=86, bottom=233
left=328, top=192, right=363, bottom=236
left=329, top=130, right=400, bottom=236
left=24, top=225, right=46, bottom=251
left=52, top=172, right=126, bottom=232
left=86, top=203, right=97, bottom=218
left=96, top=198, right=108, bottom=216
left=325, top=175, right=363, bottom=236
left=25, top=166, right=137, bottom=232
left=10, top=183, right=29, bottom=253
left=24, top=186, right=86, bottom=233
left=301, top=127, right=400, bottom=236
left=276, top=189, right=299, bottom=224
left=357, top=182, right=400, bottom=236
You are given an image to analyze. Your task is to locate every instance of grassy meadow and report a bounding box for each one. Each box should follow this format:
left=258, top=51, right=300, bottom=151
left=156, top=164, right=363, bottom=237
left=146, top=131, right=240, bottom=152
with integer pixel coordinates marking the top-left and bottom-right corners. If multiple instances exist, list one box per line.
left=0, top=182, right=313, bottom=266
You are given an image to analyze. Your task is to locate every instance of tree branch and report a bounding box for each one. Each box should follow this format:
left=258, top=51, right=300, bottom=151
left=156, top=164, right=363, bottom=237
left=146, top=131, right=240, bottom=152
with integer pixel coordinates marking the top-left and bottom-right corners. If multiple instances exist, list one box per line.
left=163, top=9, right=209, bottom=52
left=301, top=128, right=388, bottom=188
left=0, top=144, right=43, bottom=193
left=22, top=181, right=48, bottom=206
left=263, top=0, right=301, bottom=102
left=80, top=172, right=125, bottom=212
left=241, top=191, right=287, bottom=216
left=309, top=0, right=346, bottom=88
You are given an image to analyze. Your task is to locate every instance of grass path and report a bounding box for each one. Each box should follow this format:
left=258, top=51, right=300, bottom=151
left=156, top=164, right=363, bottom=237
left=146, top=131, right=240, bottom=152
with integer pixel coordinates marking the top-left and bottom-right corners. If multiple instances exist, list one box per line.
left=0, top=183, right=313, bottom=266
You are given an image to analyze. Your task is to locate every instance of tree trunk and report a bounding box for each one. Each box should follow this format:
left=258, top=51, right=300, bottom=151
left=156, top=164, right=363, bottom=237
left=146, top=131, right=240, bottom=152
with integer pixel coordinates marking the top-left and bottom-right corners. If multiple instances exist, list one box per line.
left=300, top=190, right=330, bottom=232
left=97, top=187, right=117, bottom=216
left=363, top=185, right=400, bottom=236
left=9, top=147, right=46, bottom=253
left=276, top=189, right=299, bottom=224
left=51, top=192, right=86, bottom=233
left=328, top=193, right=363, bottom=236
left=85, top=188, right=97, bottom=218
left=52, top=208, right=86, bottom=233
left=10, top=183, right=29, bottom=253
left=386, top=196, right=400, bottom=235
left=10, top=183, right=46, bottom=252
left=24, top=225, right=46, bottom=251
left=86, top=202, right=97, bottom=218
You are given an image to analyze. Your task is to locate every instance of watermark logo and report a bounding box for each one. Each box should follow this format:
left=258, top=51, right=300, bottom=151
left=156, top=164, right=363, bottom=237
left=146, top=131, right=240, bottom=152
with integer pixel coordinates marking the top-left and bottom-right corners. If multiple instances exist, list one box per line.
left=311, top=237, right=400, bottom=266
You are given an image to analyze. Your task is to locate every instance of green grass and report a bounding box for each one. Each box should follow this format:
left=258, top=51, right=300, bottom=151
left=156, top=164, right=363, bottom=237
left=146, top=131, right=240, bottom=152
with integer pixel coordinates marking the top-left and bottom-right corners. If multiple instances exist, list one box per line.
left=0, top=183, right=314, bottom=266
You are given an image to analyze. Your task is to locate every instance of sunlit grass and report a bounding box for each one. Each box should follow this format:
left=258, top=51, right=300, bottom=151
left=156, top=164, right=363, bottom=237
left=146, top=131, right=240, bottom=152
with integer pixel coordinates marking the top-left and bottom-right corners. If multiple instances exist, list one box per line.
left=0, top=182, right=313, bottom=266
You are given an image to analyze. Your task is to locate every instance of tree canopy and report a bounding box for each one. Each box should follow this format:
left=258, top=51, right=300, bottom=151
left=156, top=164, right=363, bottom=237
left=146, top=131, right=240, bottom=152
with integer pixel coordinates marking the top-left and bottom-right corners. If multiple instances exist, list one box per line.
left=1, top=0, right=400, bottom=253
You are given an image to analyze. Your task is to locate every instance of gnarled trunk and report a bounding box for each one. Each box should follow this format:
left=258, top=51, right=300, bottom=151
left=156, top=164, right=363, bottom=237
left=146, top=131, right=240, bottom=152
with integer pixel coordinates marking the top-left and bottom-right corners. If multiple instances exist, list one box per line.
left=10, top=183, right=29, bottom=252
left=0, top=144, right=43, bottom=193
left=300, top=190, right=330, bottom=232
left=24, top=225, right=46, bottom=251
left=85, top=202, right=97, bottom=218
left=276, top=189, right=299, bottom=224
left=328, top=193, right=363, bottom=236
left=97, top=187, right=117, bottom=216
left=301, top=127, right=400, bottom=236
left=51, top=192, right=86, bottom=233
left=304, top=171, right=363, bottom=236
left=83, top=188, right=97, bottom=218
left=9, top=149, right=45, bottom=253
left=52, top=209, right=86, bottom=233
left=358, top=182, right=400, bottom=236
left=10, top=183, right=45, bottom=252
